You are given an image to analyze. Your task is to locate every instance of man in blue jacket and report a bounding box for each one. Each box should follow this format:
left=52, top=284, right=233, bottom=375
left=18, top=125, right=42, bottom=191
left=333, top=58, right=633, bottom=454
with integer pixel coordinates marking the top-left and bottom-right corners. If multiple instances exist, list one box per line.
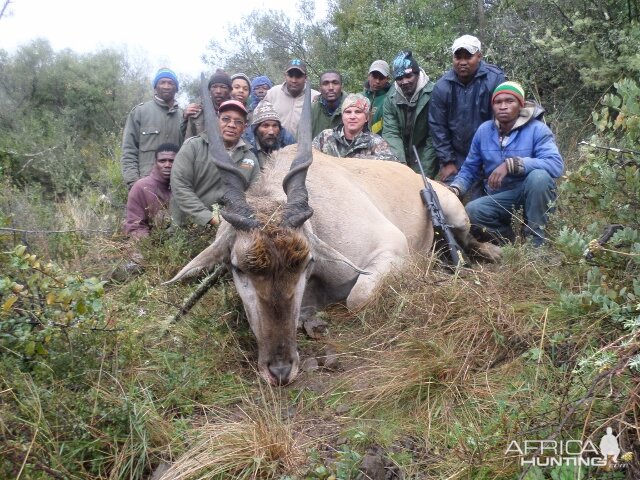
left=429, top=35, right=505, bottom=186
left=449, top=82, right=564, bottom=246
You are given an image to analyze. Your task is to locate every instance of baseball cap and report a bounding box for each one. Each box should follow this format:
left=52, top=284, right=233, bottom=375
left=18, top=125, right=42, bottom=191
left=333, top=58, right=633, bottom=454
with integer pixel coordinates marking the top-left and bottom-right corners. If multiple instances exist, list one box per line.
left=218, top=99, right=248, bottom=116
left=368, top=60, right=390, bottom=78
left=285, top=59, right=307, bottom=75
left=452, top=35, right=482, bottom=55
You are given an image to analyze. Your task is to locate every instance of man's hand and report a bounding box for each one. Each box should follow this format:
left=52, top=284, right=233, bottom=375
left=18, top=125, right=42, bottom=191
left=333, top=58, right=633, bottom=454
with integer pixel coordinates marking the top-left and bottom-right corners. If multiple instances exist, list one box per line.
left=208, top=216, right=220, bottom=227
left=183, top=103, right=202, bottom=119
left=488, top=162, right=509, bottom=190
left=438, top=163, right=458, bottom=182
left=448, top=185, right=461, bottom=197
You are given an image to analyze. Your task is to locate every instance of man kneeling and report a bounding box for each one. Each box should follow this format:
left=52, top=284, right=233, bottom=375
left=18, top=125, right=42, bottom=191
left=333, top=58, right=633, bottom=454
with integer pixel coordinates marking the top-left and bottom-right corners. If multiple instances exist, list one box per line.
left=449, top=82, right=564, bottom=246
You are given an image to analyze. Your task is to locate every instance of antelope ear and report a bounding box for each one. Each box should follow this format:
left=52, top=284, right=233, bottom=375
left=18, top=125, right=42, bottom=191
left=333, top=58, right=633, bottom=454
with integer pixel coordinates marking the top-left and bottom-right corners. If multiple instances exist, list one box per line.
left=303, top=224, right=370, bottom=275
left=163, top=224, right=235, bottom=284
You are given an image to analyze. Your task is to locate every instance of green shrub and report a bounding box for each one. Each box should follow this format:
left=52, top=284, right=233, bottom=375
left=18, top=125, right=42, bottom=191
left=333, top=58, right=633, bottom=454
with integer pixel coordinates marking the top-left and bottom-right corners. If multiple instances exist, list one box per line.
left=0, top=244, right=106, bottom=359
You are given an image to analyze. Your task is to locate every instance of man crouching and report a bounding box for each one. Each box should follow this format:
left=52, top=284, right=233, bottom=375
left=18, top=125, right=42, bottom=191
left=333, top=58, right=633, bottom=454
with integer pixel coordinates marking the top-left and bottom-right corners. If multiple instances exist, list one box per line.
left=449, top=82, right=564, bottom=246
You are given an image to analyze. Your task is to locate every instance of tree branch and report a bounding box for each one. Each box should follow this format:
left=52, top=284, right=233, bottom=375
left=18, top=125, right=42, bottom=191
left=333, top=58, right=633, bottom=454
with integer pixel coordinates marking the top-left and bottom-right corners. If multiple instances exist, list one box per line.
left=0, top=0, right=12, bottom=21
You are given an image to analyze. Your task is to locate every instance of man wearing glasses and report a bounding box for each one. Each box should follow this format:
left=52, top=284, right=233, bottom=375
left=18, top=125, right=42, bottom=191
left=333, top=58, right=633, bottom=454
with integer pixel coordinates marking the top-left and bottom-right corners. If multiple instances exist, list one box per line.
left=170, top=100, right=259, bottom=227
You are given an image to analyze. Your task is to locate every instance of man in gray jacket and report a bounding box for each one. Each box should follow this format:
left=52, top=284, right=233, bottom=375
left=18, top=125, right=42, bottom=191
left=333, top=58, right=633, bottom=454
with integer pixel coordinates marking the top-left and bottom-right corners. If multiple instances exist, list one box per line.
left=121, top=68, right=184, bottom=189
left=170, top=100, right=259, bottom=227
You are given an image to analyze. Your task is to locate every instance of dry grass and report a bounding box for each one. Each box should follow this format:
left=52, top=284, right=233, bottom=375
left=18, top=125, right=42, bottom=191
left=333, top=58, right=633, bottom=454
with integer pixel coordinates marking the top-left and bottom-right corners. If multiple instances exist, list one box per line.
left=341, top=253, right=550, bottom=405
left=160, top=390, right=312, bottom=480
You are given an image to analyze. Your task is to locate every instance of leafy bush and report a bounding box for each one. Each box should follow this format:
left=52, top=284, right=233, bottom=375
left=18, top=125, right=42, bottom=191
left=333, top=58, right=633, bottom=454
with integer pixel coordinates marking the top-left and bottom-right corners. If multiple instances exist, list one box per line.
left=0, top=244, right=106, bottom=359
left=556, top=79, right=640, bottom=364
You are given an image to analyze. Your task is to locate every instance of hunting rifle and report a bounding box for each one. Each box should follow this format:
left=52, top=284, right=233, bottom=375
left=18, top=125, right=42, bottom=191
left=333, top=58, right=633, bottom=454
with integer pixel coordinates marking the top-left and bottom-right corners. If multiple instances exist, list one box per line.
left=412, top=146, right=468, bottom=267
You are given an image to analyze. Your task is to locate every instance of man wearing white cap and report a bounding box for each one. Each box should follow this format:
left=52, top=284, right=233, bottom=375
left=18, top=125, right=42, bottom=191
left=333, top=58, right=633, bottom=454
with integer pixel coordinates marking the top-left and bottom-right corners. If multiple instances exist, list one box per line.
left=428, top=34, right=505, bottom=192
left=363, top=60, right=391, bottom=134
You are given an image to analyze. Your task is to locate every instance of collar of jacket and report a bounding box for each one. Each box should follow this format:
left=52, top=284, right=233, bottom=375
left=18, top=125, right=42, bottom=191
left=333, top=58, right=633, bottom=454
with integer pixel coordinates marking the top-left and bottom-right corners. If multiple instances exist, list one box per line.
left=393, top=69, right=430, bottom=106
left=153, top=95, right=179, bottom=113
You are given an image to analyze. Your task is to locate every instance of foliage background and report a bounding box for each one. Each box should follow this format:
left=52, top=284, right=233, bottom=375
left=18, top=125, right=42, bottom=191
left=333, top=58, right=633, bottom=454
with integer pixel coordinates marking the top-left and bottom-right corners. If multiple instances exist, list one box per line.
left=1, top=0, right=639, bottom=478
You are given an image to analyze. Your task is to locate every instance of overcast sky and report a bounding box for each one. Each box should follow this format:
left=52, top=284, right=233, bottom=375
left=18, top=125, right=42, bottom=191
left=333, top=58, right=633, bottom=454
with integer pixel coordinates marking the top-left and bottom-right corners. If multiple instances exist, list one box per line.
left=0, top=0, right=328, bottom=78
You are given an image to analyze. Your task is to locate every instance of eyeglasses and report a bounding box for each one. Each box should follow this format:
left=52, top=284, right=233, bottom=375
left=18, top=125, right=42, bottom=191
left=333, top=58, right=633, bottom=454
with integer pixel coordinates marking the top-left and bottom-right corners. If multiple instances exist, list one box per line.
left=220, top=116, right=245, bottom=127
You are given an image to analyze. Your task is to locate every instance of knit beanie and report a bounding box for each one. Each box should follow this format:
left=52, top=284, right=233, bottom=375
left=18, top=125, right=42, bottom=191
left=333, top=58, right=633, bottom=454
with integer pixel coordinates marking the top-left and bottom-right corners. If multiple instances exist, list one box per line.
left=252, top=101, right=281, bottom=126
left=251, top=75, right=273, bottom=90
left=341, top=93, right=371, bottom=115
left=492, top=81, right=525, bottom=107
left=392, top=51, right=419, bottom=79
left=208, top=69, right=232, bottom=89
left=153, top=67, right=179, bottom=90
left=231, top=73, right=251, bottom=87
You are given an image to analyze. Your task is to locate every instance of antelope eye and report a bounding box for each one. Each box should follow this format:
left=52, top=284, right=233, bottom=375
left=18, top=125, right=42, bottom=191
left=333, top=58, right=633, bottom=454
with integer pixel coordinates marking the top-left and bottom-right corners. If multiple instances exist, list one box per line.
left=231, top=264, right=244, bottom=275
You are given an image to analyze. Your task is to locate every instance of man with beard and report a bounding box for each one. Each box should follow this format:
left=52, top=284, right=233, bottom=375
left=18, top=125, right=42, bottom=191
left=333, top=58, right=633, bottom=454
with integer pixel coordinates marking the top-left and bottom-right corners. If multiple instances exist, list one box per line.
left=171, top=100, right=259, bottom=227
left=182, top=69, right=232, bottom=138
left=124, top=143, right=178, bottom=238
left=264, top=59, right=319, bottom=139
left=429, top=35, right=505, bottom=187
left=311, top=70, right=346, bottom=138
left=249, top=101, right=295, bottom=168
left=121, top=68, right=184, bottom=189
left=382, top=51, right=437, bottom=177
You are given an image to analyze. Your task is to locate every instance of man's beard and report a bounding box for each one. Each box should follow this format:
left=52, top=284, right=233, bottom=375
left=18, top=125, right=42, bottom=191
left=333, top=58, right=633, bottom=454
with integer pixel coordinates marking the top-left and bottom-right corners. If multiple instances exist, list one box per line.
left=260, top=137, right=277, bottom=152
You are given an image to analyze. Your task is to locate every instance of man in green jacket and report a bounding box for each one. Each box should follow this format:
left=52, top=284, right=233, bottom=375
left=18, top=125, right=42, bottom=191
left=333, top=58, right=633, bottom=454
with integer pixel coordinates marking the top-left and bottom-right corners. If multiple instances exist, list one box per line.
left=363, top=60, right=391, bottom=135
left=311, top=70, right=346, bottom=138
left=170, top=100, right=259, bottom=227
left=121, top=67, right=184, bottom=189
left=382, top=51, right=437, bottom=178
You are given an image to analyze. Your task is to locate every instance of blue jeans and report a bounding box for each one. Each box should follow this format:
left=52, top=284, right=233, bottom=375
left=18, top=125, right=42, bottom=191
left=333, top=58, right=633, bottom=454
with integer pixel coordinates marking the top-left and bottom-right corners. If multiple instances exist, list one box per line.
left=465, top=169, right=556, bottom=246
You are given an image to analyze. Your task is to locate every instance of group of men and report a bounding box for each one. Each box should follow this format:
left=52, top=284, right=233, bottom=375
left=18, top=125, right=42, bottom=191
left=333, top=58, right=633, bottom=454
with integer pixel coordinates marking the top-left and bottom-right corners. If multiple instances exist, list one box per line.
left=121, top=34, right=563, bottom=249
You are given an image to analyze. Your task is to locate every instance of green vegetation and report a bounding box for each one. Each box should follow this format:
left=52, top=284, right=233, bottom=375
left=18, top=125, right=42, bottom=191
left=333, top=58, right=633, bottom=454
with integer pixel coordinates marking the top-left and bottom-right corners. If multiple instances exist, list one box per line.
left=1, top=0, right=639, bottom=478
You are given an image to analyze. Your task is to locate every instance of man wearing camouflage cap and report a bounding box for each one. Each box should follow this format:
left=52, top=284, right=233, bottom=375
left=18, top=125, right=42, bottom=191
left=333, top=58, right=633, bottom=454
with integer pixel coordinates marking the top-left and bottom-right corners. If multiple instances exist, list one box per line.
left=312, top=93, right=397, bottom=160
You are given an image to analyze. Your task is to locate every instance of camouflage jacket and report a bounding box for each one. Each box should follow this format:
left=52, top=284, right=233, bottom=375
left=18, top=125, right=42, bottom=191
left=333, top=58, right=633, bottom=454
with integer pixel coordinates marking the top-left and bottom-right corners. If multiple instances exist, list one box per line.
left=312, top=126, right=398, bottom=161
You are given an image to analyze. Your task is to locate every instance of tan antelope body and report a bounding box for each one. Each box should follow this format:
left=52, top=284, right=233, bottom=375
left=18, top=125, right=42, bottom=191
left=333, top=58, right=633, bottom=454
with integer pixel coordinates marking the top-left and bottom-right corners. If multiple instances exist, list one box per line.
left=167, top=79, right=500, bottom=385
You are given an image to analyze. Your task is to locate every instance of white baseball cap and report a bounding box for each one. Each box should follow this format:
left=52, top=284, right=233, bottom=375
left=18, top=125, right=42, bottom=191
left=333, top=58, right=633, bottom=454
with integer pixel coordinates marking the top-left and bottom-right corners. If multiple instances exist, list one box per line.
left=368, top=60, right=390, bottom=78
left=452, top=35, right=482, bottom=55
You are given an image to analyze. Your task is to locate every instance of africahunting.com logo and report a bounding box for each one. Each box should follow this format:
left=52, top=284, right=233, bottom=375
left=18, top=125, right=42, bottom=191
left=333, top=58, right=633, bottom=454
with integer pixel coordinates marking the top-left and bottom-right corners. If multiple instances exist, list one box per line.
left=505, top=428, right=632, bottom=469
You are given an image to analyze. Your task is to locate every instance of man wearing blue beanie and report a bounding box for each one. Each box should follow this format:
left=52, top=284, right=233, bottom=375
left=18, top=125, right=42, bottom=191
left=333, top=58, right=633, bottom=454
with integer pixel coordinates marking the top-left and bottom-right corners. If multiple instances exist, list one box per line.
left=121, top=67, right=184, bottom=189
